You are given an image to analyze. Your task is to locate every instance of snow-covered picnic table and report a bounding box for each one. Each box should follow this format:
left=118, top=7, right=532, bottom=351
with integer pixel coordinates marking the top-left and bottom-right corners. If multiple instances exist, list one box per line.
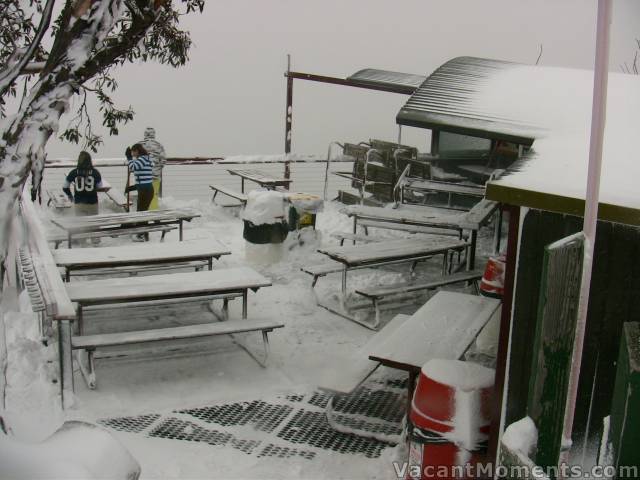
left=66, top=266, right=271, bottom=328
left=50, top=207, right=201, bottom=246
left=316, top=237, right=469, bottom=297
left=340, top=199, right=500, bottom=268
left=226, top=168, right=293, bottom=192
left=320, top=291, right=500, bottom=399
left=53, top=239, right=231, bottom=281
left=368, top=291, right=500, bottom=372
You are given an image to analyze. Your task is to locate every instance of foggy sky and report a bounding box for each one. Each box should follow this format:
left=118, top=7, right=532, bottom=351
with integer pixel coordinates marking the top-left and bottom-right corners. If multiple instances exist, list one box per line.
left=46, top=0, right=640, bottom=159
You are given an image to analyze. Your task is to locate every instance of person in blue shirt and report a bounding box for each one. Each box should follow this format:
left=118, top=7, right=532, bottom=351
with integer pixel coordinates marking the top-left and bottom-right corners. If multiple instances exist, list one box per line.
left=125, top=143, right=154, bottom=212
left=62, top=151, right=103, bottom=216
left=125, top=143, right=155, bottom=241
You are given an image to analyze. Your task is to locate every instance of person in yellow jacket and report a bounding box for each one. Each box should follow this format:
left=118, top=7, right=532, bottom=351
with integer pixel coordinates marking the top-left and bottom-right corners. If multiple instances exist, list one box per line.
left=139, top=127, right=166, bottom=210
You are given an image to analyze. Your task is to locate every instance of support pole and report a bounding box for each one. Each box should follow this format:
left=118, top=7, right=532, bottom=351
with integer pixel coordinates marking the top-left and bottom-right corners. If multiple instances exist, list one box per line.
left=284, top=54, right=293, bottom=186
left=560, top=0, right=612, bottom=469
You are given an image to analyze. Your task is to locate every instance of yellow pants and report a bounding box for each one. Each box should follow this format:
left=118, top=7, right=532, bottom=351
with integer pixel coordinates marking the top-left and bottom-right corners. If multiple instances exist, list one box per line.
left=149, top=178, right=161, bottom=210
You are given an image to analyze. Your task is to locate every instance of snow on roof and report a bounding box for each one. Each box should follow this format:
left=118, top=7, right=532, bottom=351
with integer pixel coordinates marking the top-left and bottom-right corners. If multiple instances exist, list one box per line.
left=486, top=67, right=640, bottom=225
left=397, top=56, right=640, bottom=225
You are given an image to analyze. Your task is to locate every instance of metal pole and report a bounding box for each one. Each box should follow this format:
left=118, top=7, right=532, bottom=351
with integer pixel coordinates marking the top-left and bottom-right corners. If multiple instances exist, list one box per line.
left=560, top=0, right=612, bottom=468
left=284, top=54, right=293, bottom=186
left=324, top=142, right=341, bottom=201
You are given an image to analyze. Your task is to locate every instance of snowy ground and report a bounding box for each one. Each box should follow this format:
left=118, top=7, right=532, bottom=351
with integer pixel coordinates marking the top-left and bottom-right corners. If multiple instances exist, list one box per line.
left=3, top=194, right=501, bottom=480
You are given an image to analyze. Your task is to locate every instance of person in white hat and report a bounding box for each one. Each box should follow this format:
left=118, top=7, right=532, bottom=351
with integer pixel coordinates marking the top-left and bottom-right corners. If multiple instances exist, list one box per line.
left=139, top=127, right=166, bottom=210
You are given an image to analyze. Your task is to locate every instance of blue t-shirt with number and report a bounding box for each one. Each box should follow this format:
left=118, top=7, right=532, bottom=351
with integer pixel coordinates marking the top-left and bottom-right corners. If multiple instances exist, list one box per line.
left=63, top=168, right=102, bottom=204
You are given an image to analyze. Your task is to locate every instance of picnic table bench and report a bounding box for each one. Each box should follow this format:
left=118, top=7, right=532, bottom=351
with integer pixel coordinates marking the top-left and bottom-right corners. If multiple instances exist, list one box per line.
left=72, top=317, right=284, bottom=389
left=320, top=291, right=501, bottom=403
left=53, top=239, right=231, bottom=281
left=66, top=266, right=274, bottom=388
left=50, top=208, right=200, bottom=247
left=209, top=184, right=248, bottom=206
left=354, top=269, right=484, bottom=326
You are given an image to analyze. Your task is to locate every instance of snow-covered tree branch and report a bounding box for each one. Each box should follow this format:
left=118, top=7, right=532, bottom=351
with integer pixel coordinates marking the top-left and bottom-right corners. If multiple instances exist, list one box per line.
left=0, top=0, right=205, bottom=265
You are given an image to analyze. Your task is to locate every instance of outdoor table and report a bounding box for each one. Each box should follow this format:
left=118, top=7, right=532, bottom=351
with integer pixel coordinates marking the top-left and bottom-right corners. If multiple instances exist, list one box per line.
left=53, top=239, right=231, bottom=281
left=50, top=208, right=200, bottom=247
left=340, top=200, right=499, bottom=268
left=317, top=237, right=469, bottom=297
left=226, top=168, right=293, bottom=193
left=367, top=291, right=501, bottom=410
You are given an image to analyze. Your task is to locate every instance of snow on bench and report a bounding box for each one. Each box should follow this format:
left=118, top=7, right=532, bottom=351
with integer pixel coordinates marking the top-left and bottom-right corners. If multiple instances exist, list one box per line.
left=301, top=260, right=345, bottom=287
left=46, top=189, right=72, bottom=209
left=47, top=224, right=177, bottom=248
left=318, top=313, right=410, bottom=394
left=331, top=232, right=384, bottom=246
left=72, top=318, right=284, bottom=389
left=209, top=184, right=248, bottom=206
left=355, top=269, right=484, bottom=325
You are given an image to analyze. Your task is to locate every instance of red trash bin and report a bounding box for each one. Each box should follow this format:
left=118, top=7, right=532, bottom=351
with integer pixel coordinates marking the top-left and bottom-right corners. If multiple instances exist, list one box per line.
left=406, top=359, right=495, bottom=480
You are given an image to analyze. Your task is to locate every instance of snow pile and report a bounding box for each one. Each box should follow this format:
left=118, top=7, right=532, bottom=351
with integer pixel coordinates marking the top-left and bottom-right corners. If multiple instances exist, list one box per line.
left=2, top=293, right=64, bottom=439
left=242, top=190, right=287, bottom=226
left=0, top=421, right=140, bottom=479
left=502, top=416, right=538, bottom=458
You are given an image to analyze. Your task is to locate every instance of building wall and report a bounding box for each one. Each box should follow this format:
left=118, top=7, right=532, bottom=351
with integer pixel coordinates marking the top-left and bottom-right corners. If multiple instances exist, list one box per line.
left=506, top=209, right=640, bottom=443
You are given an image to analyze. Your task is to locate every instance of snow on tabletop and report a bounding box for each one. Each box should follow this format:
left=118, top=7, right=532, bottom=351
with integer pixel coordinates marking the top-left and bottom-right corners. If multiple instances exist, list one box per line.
left=502, top=416, right=538, bottom=458
left=242, top=189, right=287, bottom=225
left=421, top=359, right=495, bottom=391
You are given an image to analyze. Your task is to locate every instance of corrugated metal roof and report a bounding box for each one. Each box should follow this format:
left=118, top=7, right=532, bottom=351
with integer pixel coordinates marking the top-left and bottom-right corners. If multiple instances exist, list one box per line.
left=347, top=69, right=426, bottom=94
left=396, top=57, right=546, bottom=144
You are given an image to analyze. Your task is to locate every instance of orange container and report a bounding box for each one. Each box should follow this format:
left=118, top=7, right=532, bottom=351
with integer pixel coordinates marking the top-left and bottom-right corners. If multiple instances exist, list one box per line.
left=479, top=254, right=506, bottom=298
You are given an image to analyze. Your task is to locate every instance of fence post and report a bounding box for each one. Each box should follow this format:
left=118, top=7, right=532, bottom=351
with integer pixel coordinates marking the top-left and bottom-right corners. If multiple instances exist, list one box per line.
left=58, top=320, right=75, bottom=408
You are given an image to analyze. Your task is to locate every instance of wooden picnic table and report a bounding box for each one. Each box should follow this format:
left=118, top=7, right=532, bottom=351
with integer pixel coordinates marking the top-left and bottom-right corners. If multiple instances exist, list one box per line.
left=65, top=266, right=271, bottom=333
left=50, top=208, right=200, bottom=247
left=317, top=237, right=469, bottom=297
left=368, top=291, right=501, bottom=409
left=340, top=199, right=500, bottom=268
left=226, top=168, right=293, bottom=193
left=53, top=239, right=231, bottom=281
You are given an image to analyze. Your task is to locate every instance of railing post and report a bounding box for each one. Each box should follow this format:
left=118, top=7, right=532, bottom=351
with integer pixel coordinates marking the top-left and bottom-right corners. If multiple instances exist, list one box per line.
left=58, top=320, right=75, bottom=408
left=284, top=54, right=293, bottom=187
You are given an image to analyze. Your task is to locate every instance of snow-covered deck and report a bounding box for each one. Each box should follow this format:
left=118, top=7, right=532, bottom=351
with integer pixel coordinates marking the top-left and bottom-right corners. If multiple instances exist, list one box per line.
left=5, top=194, right=500, bottom=479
